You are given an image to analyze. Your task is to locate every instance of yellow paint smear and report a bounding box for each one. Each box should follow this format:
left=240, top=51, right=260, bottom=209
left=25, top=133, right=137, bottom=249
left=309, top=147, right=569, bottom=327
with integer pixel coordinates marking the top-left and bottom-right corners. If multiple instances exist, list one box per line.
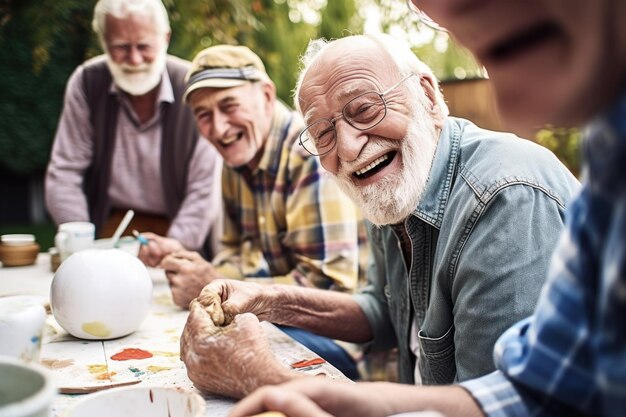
left=82, top=322, right=111, bottom=338
left=147, top=365, right=172, bottom=373
left=87, top=364, right=108, bottom=374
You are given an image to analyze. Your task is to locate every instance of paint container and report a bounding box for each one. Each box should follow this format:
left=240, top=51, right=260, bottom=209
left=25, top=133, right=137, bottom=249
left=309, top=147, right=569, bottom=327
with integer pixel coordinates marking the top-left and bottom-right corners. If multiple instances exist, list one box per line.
left=0, top=296, right=47, bottom=362
left=0, top=356, right=56, bottom=417
left=61, top=386, right=205, bottom=417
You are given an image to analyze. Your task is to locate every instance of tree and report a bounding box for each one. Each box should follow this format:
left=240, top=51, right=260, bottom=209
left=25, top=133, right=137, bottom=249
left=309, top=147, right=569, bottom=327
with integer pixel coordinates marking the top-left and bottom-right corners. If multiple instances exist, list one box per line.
left=0, top=0, right=97, bottom=174
left=0, top=0, right=361, bottom=176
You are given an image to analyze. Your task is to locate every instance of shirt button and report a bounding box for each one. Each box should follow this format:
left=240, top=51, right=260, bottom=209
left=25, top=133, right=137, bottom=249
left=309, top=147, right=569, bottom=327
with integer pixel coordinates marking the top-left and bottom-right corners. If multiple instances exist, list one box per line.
left=258, top=216, right=266, bottom=225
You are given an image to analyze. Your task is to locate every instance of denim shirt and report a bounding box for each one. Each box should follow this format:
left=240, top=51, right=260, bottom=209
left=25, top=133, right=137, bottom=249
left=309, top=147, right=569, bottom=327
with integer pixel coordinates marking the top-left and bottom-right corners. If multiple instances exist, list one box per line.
left=354, top=117, right=580, bottom=385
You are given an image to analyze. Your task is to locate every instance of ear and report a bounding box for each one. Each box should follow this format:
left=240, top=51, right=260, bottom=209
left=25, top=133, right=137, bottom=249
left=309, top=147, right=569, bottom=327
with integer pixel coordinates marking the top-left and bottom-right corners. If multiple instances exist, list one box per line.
left=419, top=74, right=445, bottom=128
left=261, top=80, right=276, bottom=116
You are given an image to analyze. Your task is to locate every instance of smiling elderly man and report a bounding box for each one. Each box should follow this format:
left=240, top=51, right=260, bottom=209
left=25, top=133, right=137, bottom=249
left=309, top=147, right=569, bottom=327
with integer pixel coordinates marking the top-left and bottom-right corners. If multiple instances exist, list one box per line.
left=178, top=33, right=579, bottom=398
left=138, top=45, right=367, bottom=380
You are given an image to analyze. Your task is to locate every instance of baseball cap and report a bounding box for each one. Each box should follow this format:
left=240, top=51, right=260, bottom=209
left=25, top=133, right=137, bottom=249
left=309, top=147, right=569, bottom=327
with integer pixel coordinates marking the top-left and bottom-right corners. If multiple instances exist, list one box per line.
left=183, top=44, right=268, bottom=102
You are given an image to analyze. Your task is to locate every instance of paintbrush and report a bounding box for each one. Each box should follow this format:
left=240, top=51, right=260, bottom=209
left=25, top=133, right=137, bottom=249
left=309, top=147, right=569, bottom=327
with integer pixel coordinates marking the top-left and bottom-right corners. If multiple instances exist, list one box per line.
left=110, top=209, right=134, bottom=248
left=132, top=229, right=150, bottom=246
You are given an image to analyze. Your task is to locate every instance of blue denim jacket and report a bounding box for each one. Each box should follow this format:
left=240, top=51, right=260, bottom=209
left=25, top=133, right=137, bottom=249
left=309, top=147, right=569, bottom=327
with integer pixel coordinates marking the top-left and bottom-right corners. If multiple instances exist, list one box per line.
left=354, top=117, right=580, bottom=385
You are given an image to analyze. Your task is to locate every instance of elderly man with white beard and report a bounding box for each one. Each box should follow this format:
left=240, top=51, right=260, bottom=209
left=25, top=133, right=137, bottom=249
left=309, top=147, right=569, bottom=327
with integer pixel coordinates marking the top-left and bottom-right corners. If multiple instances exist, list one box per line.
left=178, top=33, right=579, bottom=398
left=45, top=0, right=222, bottom=258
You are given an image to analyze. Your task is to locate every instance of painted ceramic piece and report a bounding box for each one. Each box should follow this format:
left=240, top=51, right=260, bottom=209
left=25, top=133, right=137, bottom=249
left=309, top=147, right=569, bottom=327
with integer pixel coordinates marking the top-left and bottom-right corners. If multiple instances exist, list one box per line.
left=61, top=386, right=205, bottom=417
left=50, top=249, right=152, bottom=340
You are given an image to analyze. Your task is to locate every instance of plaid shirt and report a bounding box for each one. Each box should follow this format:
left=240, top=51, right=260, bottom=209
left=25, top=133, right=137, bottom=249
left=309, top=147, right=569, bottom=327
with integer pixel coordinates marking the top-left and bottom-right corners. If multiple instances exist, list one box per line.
left=462, top=92, right=626, bottom=416
left=212, top=101, right=366, bottom=291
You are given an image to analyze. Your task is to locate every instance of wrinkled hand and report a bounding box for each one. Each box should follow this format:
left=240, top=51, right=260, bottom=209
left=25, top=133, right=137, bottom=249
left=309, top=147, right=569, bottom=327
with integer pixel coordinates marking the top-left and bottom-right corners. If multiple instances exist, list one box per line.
left=161, top=250, right=221, bottom=309
left=137, top=232, right=185, bottom=267
left=181, top=301, right=295, bottom=398
left=196, top=279, right=278, bottom=325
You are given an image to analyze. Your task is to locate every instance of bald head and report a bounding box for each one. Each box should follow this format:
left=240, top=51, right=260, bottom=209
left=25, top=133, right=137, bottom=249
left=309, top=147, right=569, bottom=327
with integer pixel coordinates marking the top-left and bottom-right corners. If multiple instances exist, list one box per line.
left=294, top=34, right=448, bottom=121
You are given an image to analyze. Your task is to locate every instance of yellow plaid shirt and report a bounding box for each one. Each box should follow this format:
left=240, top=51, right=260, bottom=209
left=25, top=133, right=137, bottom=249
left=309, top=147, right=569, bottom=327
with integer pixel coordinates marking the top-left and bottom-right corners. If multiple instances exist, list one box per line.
left=213, top=101, right=367, bottom=291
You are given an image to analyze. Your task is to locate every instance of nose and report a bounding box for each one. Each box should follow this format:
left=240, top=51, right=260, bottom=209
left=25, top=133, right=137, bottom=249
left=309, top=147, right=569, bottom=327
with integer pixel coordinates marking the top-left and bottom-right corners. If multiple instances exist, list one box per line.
left=127, top=46, right=143, bottom=66
left=334, top=120, right=368, bottom=162
left=210, top=111, right=230, bottom=139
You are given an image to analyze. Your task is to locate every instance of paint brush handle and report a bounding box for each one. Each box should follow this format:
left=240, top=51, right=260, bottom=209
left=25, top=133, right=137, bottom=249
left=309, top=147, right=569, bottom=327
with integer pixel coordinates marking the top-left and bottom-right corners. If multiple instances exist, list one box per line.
left=110, top=209, right=134, bottom=248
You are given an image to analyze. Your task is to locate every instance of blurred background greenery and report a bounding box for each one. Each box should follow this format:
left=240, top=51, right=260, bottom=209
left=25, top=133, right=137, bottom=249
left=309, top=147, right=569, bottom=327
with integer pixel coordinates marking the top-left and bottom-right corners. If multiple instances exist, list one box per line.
left=0, top=0, right=581, bottom=250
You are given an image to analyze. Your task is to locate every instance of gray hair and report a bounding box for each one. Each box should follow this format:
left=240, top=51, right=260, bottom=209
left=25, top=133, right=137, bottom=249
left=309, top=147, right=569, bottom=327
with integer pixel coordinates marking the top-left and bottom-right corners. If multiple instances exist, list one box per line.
left=294, top=33, right=449, bottom=117
left=92, top=0, right=170, bottom=46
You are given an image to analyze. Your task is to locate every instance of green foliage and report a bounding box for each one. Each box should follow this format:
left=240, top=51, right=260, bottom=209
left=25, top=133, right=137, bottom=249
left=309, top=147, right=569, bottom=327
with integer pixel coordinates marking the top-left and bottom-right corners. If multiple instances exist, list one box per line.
left=0, top=0, right=362, bottom=176
left=535, top=126, right=582, bottom=177
left=0, top=0, right=98, bottom=175
left=1, top=0, right=484, bottom=177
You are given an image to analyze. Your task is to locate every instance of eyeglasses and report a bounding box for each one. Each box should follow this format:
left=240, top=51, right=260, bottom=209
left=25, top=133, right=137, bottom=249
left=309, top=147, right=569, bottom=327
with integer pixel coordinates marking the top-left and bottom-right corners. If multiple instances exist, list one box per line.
left=108, top=43, right=158, bottom=60
left=299, top=73, right=417, bottom=156
left=406, top=0, right=448, bottom=33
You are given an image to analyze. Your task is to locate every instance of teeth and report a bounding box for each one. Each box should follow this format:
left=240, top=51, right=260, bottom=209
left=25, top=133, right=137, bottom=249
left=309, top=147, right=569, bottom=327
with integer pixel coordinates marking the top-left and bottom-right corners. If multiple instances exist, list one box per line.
left=221, top=134, right=239, bottom=145
left=355, top=154, right=389, bottom=176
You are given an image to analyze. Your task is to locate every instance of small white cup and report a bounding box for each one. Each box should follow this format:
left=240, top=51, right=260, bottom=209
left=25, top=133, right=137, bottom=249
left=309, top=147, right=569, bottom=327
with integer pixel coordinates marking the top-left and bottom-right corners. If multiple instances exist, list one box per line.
left=0, top=296, right=47, bottom=362
left=0, top=356, right=56, bottom=417
left=0, top=296, right=46, bottom=362
left=55, top=222, right=95, bottom=261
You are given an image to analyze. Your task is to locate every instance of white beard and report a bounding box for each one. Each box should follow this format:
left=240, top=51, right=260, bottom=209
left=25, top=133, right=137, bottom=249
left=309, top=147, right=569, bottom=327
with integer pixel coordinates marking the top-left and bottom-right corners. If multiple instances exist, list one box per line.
left=332, top=102, right=439, bottom=227
left=106, top=45, right=167, bottom=96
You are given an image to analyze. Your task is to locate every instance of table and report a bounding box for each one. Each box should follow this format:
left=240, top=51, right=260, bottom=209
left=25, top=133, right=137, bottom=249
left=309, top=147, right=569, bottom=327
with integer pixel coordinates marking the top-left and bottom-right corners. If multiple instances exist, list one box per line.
left=0, top=253, right=348, bottom=417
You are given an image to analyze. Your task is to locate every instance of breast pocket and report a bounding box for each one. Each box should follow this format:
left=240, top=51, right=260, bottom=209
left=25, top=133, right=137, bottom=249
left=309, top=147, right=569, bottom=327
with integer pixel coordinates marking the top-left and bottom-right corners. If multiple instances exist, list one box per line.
left=417, top=325, right=456, bottom=385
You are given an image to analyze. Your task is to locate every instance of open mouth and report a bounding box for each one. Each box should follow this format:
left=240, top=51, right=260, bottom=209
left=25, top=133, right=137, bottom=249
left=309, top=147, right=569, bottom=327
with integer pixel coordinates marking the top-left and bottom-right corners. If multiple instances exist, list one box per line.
left=353, top=151, right=396, bottom=180
left=220, top=132, right=243, bottom=147
left=489, top=21, right=561, bottom=62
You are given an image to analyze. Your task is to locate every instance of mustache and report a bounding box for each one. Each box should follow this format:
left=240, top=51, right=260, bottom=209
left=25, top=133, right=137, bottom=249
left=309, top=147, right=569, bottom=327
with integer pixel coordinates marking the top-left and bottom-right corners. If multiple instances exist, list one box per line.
left=118, top=63, right=151, bottom=73
left=336, top=136, right=398, bottom=177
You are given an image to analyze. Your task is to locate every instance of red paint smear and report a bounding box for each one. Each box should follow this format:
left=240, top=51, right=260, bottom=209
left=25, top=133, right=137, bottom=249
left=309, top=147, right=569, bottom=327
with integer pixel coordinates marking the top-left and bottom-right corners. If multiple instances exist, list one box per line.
left=111, top=348, right=153, bottom=361
left=291, top=358, right=326, bottom=368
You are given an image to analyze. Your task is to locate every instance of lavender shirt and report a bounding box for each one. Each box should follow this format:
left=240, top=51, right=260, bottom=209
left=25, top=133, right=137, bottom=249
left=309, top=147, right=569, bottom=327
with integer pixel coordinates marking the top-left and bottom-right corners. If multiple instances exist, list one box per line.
left=45, top=64, right=222, bottom=251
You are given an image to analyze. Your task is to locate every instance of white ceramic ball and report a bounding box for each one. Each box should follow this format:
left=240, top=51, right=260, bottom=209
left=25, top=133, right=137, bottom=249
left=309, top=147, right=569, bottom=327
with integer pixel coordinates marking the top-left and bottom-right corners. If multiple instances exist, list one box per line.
left=50, top=249, right=152, bottom=340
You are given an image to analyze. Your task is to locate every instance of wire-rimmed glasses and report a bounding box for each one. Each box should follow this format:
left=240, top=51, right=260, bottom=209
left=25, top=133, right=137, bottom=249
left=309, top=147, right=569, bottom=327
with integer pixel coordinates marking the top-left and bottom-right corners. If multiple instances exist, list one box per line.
left=299, top=73, right=417, bottom=156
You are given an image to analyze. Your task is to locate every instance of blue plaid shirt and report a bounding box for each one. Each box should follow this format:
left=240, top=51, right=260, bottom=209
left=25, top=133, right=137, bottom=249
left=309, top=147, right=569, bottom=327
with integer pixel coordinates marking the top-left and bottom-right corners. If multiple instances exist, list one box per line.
left=462, top=91, right=626, bottom=416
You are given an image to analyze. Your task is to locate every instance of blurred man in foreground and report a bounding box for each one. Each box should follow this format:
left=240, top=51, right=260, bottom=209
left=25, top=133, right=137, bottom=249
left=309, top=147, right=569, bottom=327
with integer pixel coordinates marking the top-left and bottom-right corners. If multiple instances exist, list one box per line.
left=227, top=0, right=626, bottom=416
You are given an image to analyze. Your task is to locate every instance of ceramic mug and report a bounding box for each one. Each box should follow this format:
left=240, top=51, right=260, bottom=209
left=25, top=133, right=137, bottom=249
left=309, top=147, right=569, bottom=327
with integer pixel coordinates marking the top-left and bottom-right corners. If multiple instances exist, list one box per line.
left=0, top=356, right=56, bottom=417
left=0, top=296, right=47, bottom=362
left=55, top=222, right=95, bottom=261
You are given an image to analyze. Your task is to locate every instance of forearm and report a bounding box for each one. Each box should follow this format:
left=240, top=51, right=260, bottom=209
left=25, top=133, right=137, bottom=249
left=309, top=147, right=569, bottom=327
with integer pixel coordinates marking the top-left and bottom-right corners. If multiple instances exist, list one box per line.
left=45, top=65, right=94, bottom=225
left=45, top=173, right=90, bottom=224
left=263, top=284, right=373, bottom=343
left=229, top=379, right=485, bottom=417
left=356, top=382, right=484, bottom=417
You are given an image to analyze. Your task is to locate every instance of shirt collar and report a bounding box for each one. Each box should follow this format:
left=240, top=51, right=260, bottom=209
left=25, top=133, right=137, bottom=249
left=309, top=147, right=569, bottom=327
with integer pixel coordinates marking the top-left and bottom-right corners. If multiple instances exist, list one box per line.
left=411, top=117, right=461, bottom=229
left=239, top=100, right=295, bottom=177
